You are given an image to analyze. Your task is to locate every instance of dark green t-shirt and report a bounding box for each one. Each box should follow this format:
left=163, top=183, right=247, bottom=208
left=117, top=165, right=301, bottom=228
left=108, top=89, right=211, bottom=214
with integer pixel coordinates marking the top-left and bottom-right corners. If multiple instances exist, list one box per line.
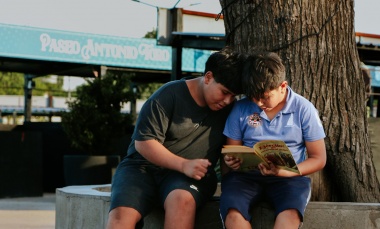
left=127, top=80, right=233, bottom=168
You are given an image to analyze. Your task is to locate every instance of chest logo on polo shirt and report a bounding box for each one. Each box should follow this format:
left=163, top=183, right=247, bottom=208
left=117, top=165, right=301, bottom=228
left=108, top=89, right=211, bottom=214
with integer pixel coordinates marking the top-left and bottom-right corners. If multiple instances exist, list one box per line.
left=248, top=113, right=261, bottom=127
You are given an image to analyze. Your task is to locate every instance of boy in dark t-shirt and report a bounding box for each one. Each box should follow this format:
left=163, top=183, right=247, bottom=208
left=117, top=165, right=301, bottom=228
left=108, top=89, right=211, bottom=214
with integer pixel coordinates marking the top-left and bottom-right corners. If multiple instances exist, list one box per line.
left=106, top=47, right=246, bottom=229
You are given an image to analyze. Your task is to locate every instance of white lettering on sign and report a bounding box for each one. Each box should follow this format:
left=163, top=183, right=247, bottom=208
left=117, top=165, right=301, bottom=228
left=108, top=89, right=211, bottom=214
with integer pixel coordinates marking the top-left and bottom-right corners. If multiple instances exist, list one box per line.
left=139, top=44, right=170, bottom=61
left=39, top=33, right=170, bottom=63
left=40, top=33, right=80, bottom=54
left=81, top=39, right=139, bottom=60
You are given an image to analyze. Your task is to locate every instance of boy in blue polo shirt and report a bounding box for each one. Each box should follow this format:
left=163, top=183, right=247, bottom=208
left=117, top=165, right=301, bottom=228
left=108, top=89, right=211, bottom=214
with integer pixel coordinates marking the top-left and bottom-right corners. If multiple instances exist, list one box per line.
left=220, top=51, right=326, bottom=229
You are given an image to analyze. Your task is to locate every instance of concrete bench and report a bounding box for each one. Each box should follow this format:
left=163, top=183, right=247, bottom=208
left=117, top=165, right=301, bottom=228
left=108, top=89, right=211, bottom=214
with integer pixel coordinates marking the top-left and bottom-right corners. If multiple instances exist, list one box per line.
left=56, top=184, right=380, bottom=229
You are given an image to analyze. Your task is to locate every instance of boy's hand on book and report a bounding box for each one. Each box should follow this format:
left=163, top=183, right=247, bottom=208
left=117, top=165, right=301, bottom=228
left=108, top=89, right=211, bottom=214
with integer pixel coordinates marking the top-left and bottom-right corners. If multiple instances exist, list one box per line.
left=224, top=155, right=242, bottom=170
left=258, top=161, right=279, bottom=176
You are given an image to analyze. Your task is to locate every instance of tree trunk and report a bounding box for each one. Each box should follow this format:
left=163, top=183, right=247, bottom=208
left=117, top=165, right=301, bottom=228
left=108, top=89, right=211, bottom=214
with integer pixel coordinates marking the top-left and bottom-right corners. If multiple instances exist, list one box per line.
left=220, top=0, right=380, bottom=202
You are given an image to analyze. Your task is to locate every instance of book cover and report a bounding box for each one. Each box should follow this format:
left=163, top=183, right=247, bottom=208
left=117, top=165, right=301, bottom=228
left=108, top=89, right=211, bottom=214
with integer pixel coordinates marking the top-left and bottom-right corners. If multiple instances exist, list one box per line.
left=222, top=140, right=300, bottom=174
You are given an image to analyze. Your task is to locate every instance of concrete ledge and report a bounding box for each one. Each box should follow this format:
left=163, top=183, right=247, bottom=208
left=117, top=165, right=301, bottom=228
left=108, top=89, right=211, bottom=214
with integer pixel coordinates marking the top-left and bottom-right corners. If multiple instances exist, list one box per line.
left=56, top=184, right=223, bottom=229
left=56, top=185, right=380, bottom=229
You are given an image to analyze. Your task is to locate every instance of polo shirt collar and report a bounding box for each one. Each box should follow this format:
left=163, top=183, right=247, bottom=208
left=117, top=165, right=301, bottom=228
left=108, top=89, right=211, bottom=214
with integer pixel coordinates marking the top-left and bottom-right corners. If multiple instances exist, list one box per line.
left=280, top=86, right=296, bottom=114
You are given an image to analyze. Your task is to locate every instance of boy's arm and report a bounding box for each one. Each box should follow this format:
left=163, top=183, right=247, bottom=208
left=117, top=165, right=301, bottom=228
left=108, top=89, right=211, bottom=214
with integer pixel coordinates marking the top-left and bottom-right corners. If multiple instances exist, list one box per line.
left=135, top=139, right=211, bottom=180
left=296, top=139, right=326, bottom=176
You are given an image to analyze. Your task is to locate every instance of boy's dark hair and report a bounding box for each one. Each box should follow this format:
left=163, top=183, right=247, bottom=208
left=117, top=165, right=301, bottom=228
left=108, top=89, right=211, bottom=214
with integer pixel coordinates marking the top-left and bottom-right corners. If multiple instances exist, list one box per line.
left=242, top=51, right=286, bottom=100
left=204, top=47, right=246, bottom=95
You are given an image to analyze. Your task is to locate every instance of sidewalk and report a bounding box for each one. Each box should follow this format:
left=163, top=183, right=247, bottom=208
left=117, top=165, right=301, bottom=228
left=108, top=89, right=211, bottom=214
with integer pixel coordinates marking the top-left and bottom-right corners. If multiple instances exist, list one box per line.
left=0, top=193, right=55, bottom=229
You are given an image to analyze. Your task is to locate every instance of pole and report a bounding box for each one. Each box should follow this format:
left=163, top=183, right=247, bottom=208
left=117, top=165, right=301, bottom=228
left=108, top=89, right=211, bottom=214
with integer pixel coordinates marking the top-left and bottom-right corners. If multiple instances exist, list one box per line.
left=23, top=74, right=35, bottom=123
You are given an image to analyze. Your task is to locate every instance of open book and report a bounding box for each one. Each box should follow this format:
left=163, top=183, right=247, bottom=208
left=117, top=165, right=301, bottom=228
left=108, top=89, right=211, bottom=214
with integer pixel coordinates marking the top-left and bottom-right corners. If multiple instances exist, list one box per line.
left=222, top=140, right=300, bottom=174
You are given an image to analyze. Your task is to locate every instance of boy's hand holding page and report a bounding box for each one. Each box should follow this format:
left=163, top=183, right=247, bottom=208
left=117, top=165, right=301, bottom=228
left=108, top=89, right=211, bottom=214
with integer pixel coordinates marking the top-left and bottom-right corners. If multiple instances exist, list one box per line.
left=224, top=154, right=242, bottom=170
left=258, top=161, right=280, bottom=176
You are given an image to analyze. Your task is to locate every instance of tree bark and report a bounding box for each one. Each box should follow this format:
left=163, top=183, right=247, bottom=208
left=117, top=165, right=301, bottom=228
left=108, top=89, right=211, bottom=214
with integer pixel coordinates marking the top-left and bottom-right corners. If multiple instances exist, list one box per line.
left=220, top=0, right=380, bottom=202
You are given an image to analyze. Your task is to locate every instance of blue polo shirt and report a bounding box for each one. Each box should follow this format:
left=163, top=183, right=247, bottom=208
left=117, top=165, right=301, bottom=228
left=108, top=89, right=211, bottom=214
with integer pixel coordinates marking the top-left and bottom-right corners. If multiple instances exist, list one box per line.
left=223, top=86, right=326, bottom=164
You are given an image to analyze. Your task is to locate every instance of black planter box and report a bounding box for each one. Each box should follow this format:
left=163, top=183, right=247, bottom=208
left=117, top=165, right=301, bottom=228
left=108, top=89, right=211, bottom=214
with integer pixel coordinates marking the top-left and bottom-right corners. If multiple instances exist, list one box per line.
left=0, top=131, right=43, bottom=198
left=63, top=155, right=120, bottom=186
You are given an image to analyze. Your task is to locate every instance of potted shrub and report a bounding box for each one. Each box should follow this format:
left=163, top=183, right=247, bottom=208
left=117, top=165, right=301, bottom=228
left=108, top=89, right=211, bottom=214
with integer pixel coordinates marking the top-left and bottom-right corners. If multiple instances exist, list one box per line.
left=61, top=72, right=135, bottom=185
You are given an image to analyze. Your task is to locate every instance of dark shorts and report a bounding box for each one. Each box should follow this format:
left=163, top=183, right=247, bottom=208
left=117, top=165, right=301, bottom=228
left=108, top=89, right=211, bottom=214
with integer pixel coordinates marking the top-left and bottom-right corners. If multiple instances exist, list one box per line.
left=109, top=156, right=218, bottom=218
left=219, top=170, right=311, bottom=223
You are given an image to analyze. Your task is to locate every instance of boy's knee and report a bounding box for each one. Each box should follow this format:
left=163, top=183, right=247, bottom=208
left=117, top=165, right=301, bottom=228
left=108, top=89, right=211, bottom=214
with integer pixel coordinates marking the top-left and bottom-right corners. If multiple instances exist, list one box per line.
left=164, top=189, right=195, bottom=210
left=279, top=209, right=300, bottom=218
left=226, top=208, right=244, bottom=221
left=107, top=206, right=142, bottom=228
left=225, top=209, right=250, bottom=228
left=276, top=209, right=301, bottom=225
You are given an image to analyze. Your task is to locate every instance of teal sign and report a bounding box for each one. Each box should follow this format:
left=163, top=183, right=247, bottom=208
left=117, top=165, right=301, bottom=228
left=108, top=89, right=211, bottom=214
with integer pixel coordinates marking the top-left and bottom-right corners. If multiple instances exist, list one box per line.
left=369, top=66, right=380, bottom=87
left=0, top=23, right=211, bottom=73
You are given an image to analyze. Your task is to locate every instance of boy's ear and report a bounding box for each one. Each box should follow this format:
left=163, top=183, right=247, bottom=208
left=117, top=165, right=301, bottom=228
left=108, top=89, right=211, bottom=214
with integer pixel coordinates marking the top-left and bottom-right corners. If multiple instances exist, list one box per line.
left=204, top=71, right=213, bottom=83
left=280, top=81, right=288, bottom=92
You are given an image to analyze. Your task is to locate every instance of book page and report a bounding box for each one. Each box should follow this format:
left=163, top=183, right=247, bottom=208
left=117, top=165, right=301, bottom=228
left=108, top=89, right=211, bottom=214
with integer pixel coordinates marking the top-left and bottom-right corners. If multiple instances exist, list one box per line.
left=254, top=140, right=300, bottom=174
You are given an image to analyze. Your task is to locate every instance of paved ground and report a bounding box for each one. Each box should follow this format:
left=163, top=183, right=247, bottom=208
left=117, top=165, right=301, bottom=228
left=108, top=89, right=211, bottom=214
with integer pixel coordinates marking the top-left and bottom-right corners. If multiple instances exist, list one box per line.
left=0, top=193, right=55, bottom=229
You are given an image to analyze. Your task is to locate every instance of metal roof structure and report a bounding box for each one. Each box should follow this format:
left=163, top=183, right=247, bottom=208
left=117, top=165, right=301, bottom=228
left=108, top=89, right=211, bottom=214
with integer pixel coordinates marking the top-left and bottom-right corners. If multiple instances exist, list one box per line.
left=356, top=32, right=380, bottom=67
